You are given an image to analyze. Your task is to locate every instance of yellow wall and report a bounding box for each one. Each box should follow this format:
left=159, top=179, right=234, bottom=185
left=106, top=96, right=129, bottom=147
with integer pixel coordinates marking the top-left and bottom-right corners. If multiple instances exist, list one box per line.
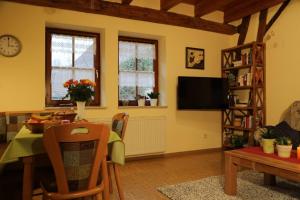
left=230, top=0, right=300, bottom=125
left=0, top=2, right=231, bottom=153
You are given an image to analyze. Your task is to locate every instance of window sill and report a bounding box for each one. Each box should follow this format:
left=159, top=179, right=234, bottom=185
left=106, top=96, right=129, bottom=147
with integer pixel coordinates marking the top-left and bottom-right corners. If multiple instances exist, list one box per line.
left=118, top=106, right=168, bottom=109
left=45, top=106, right=107, bottom=110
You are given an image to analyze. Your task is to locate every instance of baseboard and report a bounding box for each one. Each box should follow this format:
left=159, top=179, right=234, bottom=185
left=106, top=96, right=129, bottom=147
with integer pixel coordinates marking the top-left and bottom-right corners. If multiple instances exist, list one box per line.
left=125, top=147, right=222, bottom=162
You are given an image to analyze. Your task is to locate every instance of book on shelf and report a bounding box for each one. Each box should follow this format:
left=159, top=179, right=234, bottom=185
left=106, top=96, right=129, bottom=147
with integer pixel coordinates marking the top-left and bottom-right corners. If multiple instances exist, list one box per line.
left=235, top=103, right=248, bottom=107
left=237, top=72, right=252, bottom=86
left=232, top=60, right=243, bottom=67
left=242, top=116, right=253, bottom=128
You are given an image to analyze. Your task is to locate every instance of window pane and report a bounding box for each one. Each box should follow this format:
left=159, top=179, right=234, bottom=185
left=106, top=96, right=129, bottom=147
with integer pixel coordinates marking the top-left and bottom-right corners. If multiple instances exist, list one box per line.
left=137, top=58, right=154, bottom=71
left=137, top=43, right=155, bottom=59
left=119, top=86, right=136, bottom=100
left=118, top=39, right=156, bottom=102
left=138, top=87, right=153, bottom=98
left=75, top=37, right=95, bottom=68
left=119, top=71, right=136, bottom=87
left=74, top=69, right=95, bottom=82
left=51, top=34, right=73, bottom=67
left=119, top=41, right=136, bottom=71
left=137, top=71, right=155, bottom=87
left=51, top=68, right=72, bottom=100
left=120, top=58, right=136, bottom=71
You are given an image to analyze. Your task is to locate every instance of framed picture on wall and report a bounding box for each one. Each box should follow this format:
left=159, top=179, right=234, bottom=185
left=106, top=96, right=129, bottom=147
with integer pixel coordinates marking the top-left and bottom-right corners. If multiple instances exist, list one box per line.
left=185, top=47, right=205, bottom=69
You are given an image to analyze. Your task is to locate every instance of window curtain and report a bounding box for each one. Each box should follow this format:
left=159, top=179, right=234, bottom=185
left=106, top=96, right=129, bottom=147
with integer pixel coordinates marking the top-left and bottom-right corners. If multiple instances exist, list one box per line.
left=119, top=41, right=155, bottom=88
left=51, top=34, right=96, bottom=100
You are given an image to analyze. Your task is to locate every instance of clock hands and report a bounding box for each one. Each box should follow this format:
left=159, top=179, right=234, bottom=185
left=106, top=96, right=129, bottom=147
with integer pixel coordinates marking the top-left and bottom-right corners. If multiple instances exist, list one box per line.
left=6, top=37, right=18, bottom=48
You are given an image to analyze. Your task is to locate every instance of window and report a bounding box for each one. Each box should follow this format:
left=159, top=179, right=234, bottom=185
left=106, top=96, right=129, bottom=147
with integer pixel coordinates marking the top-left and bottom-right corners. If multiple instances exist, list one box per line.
left=118, top=36, right=158, bottom=106
left=45, top=28, right=100, bottom=107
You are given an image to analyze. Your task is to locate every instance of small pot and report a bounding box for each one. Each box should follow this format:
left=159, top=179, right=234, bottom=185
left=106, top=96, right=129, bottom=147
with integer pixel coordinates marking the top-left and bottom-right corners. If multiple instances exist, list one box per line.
left=150, top=99, right=158, bottom=106
left=262, top=138, right=275, bottom=154
left=277, top=144, right=292, bottom=158
left=138, top=99, right=145, bottom=106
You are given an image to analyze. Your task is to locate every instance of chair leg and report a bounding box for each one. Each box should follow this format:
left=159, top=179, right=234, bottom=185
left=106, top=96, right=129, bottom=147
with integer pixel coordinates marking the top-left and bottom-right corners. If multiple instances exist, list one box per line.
left=96, top=193, right=101, bottom=200
left=102, top=158, right=110, bottom=200
left=107, top=164, right=113, bottom=193
left=113, top=164, right=124, bottom=200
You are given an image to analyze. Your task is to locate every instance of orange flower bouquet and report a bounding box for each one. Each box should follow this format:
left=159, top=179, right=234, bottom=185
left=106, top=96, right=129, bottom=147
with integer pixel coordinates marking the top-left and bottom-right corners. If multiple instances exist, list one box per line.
left=63, top=79, right=96, bottom=102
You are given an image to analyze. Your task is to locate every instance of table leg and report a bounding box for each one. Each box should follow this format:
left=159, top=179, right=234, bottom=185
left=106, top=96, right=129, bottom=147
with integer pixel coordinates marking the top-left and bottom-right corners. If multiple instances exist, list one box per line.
left=224, top=153, right=238, bottom=196
left=22, top=156, right=34, bottom=200
left=264, top=173, right=276, bottom=186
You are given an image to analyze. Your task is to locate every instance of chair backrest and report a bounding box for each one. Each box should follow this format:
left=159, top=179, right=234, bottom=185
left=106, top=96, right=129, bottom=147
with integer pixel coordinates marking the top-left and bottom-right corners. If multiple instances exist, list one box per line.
left=112, top=113, right=129, bottom=140
left=0, top=112, right=6, bottom=143
left=43, top=123, right=109, bottom=194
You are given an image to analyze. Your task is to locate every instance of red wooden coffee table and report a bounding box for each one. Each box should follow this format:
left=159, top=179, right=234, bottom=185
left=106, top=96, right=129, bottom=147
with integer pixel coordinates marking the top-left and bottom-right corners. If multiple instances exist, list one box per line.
left=224, top=147, right=300, bottom=196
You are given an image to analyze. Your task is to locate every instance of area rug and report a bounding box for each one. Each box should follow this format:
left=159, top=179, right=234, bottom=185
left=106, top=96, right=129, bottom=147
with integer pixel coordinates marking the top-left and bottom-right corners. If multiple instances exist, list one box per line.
left=157, top=171, right=300, bottom=200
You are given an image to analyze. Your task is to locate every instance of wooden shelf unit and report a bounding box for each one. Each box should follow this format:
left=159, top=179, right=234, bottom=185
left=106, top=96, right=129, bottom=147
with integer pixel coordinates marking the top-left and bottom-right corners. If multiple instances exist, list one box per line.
left=221, top=42, right=266, bottom=149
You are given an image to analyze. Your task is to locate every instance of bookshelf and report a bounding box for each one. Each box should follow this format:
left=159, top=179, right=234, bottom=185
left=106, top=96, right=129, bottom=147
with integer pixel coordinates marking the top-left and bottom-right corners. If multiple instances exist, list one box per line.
left=221, top=42, right=266, bottom=149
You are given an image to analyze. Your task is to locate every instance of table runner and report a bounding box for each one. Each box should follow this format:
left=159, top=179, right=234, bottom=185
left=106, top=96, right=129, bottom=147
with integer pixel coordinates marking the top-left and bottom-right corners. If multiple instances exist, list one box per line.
left=0, top=126, right=125, bottom=169
left=240, top=146, right=300, bottom=164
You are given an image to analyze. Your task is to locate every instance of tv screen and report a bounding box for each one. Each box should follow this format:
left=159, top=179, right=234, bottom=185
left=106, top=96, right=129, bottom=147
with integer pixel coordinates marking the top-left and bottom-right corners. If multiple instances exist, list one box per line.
left=177, top=76, right=228, bottom=110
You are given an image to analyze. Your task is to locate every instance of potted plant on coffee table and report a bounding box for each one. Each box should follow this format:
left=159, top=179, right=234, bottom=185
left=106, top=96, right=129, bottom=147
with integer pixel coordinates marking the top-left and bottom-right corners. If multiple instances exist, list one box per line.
left=261, top=128, right=276, bottom=154
left=147, top=92, right=160, bottom=106
left=276, top=136, right=292, bottom=158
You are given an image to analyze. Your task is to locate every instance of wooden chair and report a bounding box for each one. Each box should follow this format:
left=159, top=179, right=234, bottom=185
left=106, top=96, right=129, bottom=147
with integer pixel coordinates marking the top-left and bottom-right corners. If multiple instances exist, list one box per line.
left=108, top=113, right=129, bottom=200
left=42, top=123, right=110, bottom=200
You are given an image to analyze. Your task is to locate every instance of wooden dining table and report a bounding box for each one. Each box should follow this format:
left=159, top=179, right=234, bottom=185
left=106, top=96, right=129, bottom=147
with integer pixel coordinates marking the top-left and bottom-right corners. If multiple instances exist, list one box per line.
left=0, top=126, right=125, bottom=200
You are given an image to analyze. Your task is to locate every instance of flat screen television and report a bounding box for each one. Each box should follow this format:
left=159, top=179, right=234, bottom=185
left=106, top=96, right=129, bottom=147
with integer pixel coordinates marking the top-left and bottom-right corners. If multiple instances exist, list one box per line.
left=177, top=76, right=228, bottom=110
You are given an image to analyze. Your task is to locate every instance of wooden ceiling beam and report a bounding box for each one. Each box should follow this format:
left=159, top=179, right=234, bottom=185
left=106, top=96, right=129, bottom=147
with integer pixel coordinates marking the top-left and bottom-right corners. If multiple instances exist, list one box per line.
left=5, top=0, right=237, bottom=35
left=194, top=0, right=236, bottom=18
left=257, top=9, right=268, bottom=42
left=237, top=15, right=251, bottom=45
left=160, top=0, right=185, bottom=11
left=122, top=0, right=133, bottom=5
left=224, top=0, right=284, bottom=23
left=265, top=0, right=290, bottom=34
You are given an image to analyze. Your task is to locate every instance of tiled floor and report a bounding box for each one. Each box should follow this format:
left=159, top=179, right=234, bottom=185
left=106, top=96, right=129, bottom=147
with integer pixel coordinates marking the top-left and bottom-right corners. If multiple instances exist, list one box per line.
left=1, top=150, right=224, bottom=200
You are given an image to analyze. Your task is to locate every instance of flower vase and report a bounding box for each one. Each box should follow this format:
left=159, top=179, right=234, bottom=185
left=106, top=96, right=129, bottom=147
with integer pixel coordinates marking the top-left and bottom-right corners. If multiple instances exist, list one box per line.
left=76, top=101, right=86, bottom=120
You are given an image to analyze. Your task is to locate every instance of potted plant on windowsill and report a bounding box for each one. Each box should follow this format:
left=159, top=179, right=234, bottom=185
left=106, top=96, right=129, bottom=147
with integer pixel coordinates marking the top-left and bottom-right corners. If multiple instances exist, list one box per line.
left=137, top=95, right=146, bottom=106
left=147, top=92, right=160, bottom=106
left=276, top=136, right=292, bottom=158
left=261, top=128, right=276, bottom=154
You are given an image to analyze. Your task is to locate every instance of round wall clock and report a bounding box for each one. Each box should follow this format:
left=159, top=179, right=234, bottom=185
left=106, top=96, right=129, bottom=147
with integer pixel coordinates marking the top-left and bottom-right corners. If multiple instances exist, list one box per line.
left=0, top=35, right=22, bottom=57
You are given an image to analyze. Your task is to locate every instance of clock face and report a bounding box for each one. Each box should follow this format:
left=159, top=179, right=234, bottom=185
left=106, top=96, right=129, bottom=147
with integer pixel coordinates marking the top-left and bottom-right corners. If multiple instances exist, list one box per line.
left=0, top=35, right=22, bottom=57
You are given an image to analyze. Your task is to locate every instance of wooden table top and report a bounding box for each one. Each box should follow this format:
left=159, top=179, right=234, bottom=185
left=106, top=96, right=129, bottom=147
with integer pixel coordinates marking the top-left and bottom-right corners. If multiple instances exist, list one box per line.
left=225, top=147, right=300, bottom=174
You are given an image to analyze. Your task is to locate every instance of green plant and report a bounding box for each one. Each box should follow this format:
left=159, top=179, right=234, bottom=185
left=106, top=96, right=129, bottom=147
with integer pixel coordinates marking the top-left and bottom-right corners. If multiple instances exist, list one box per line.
left=147, top=92, right=160, bottom=99
left=276, top=136, right=292, bottom=145
left=261, top=128, right=277, bottom=139
left=230, top=135, right=244, bottom=148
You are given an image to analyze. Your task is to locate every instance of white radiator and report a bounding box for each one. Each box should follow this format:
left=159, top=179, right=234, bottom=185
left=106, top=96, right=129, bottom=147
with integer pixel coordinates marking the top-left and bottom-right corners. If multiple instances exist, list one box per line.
left=124, top=116, right=166, bottom=156
left=89, top=116, right=166, bottom=156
